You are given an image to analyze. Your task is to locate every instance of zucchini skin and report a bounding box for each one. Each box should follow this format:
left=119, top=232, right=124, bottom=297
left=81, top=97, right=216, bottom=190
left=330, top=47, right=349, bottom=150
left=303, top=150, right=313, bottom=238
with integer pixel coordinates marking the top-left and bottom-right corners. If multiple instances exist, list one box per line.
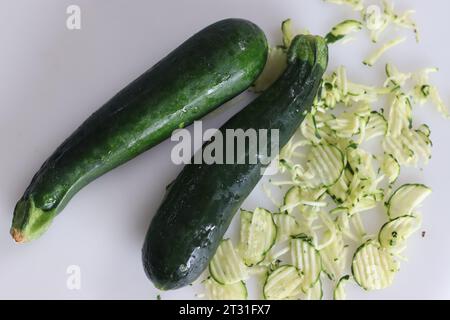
left=143, top=35, right=329, bottom=290
left=11, top=19, right=268, bottom=243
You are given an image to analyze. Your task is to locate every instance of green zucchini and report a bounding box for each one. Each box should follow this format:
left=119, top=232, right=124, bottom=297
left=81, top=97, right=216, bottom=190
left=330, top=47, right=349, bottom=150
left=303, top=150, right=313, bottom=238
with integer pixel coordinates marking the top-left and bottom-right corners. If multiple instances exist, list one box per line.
left=143, top=35, right=328, bottom=290
left=11, top=19, right=268, bottom=243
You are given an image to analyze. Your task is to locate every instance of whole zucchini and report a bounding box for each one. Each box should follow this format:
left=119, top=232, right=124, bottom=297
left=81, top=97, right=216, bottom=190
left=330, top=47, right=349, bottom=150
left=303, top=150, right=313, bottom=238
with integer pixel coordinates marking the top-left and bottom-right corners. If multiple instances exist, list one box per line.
left=143, top=35, right=329, bottom=290
left=11, top=19, right=268, bottom=243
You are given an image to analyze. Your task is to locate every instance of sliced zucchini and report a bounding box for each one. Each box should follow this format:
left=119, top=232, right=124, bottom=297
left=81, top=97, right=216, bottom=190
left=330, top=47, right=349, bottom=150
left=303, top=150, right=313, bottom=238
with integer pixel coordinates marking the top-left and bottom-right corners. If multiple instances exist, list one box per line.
left=263, top=265, right=303, bottom=300
left=301, top=113, right=322, bottom=144
left=328, top=169, right=352, bottom=204
left=282, top=186, right=327, bottom=215
left=351, top=241, right=399, bottom=290
left=304, top=143, right=345, bottom=188
left=320, top=230, right=347, bottom=281
left=381, top=153, right=400, bottom=184
left=417, top=124, right=431, bottom=138
left=365, top=111, right=388, bottom=141
left=290, top=237, right=322, bottom=290
left=382, top=135, right=415, bottom=166
left=333, top=275, right=351, bottom=300
left=205, top=278, right=248, bottom=300
left=347, top=148, right=376, bottom=180
left=273, top=213, right=301, bottom=242
left=326, top=112, right=361, bottom=138
left=386, top=184, right=432, bottom=219
left=379, top=215, right=421, bottom=253
left=209, top=239, right=248, bottom=285
left=239, top=208, right=277, bottom=266
left=301, top=278, right=323, bottom=300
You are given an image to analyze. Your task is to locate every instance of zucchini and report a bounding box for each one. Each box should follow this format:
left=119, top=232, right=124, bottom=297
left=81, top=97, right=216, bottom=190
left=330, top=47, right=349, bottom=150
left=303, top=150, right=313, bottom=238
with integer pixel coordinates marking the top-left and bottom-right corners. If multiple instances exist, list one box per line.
left=11, top=19, right=268, bottom=243
left=263, top=265, right=303, bottom=300
left=386, top=184, right=431, bottom=219
left=205, top=278, right=248, bottom=300
left=209, top=239, right=248, bottom=285
left=239, top=208, right=277, bottom=266
left=351, top=240, right=399, bottom=291
left=143, top=35, right=328, bottom=290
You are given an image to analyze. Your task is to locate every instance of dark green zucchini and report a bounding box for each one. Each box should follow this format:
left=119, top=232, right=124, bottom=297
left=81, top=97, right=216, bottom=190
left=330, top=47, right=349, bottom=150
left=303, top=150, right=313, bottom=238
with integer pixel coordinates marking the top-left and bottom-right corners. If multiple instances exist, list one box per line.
left=143, top=35, right=328, bottom=290
left=11, top=19, right=268, bottom=243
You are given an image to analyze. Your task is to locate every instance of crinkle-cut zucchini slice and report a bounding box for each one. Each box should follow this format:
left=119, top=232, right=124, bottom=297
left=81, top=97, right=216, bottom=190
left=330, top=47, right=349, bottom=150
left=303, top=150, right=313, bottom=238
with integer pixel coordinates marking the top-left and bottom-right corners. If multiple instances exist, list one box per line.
left=273, top=213, right=301, bottom=242
left=347, top=147, right=376, bottom=180
left=301, top=278, right=323, bottom=300
left=328, top=169, right=352, bottom=204
left=334, top=275, right=351, bottom=300
left=291, top=237, right=322, bottom=291
left=386, top=184, right=432, bottom=219
left=263, top=265, right=303, bottom=300
left=282, top=186, right=327, bottom=215
left=304, top=143, right=345, bottom=188
left=239, top=208, right=277, bottom=266
left=301, top=113, right=323, bottom=144
left=379, top=215, right=421, bottom=253
left=365, top=111, right=388, bottom=141
left=417, top=124, right=431, bottom=138
left=381, top=153, right=400, bottom=184
left=320, top=230, right=347, bottom=281
left=205, top=278, right=248, bottom=300
left=209, top=239, right=248, bottom=285
left=326, top=112, right=361, bottom=138
left=351, top=241, right=399, bottom=290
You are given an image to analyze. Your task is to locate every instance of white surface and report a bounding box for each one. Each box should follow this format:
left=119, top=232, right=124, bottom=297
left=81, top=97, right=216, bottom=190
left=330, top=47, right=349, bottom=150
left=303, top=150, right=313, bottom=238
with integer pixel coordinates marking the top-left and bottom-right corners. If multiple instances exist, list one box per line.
left=0, top=0, right=449, bottom=300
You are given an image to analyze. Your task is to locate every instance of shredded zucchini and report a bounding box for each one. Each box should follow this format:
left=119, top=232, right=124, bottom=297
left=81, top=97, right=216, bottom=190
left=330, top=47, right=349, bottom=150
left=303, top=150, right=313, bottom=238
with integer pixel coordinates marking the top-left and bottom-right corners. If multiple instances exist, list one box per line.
left=325, top=20, right=363, bottom=44
left=363, top=37, right=406, bottom=67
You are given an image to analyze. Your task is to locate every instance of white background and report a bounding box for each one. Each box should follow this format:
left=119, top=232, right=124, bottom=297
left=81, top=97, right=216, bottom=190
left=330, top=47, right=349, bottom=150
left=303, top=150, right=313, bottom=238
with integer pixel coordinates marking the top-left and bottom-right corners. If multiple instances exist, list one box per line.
left=0, top=0, right=449, bottom=300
